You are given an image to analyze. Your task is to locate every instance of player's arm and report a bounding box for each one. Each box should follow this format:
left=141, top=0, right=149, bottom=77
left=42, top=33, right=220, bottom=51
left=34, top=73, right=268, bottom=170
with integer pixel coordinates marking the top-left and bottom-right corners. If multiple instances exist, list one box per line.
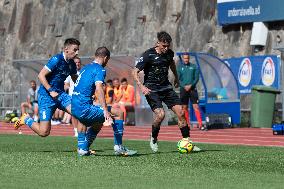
left=170, top=60, right=180, bottom=88
left=96, top=82, right=113, bottom=125
left=38, top=67, right=58, bottom=98
left=192, top=66, right=200, bottom=88
left=64, top=82, right=70, bottom=92
left=96, top=82, right=108, bottom=111
left=133, top=53, right=151, bottom=95
left=71, top=74, right=78, bottom=83
left=106, top=90, right=114, bottom=105
left=132, top=67, right=151, bottom=95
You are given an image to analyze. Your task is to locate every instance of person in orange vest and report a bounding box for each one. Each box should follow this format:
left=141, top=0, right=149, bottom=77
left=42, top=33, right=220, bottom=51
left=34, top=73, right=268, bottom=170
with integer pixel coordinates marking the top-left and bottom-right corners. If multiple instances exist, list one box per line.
left=113, top=78, right=122, bottom=103
left=120, top=78, right=135, bottom=106
left=113, top=78, right=135, bottom=123
left=105, top=79, right=114, bottom=105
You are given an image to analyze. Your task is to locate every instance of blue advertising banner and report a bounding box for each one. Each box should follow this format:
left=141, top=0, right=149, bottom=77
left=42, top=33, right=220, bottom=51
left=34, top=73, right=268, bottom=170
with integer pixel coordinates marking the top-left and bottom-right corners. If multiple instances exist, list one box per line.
left=224, top=55, right=281, bottom=94
left=218, top=0, right=284, bottom=25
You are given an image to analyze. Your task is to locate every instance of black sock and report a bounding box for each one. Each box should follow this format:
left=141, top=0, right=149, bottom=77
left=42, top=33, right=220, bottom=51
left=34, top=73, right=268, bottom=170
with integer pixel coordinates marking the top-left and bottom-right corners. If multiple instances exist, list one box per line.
left=152, top=125, right=160, bottom=143
left=180, top=126, right=190, bottom=138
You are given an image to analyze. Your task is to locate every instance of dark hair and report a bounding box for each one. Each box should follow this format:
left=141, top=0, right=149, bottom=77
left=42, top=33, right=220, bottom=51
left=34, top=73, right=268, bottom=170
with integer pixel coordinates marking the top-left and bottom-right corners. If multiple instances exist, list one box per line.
left=121, top=78, right=128, bottom=83
left=157, top=31, right=172, bottom=44
left=74, top=57, right=81, bottom=61
left=113, top=77, right=119, bottom=82
left=95, top=47, right=110, bottom=58
left=64, top=38, right=80, bottom=47
left=106, top=79, right=113, bottom=84
left=30, top=80, right=36, bottom=84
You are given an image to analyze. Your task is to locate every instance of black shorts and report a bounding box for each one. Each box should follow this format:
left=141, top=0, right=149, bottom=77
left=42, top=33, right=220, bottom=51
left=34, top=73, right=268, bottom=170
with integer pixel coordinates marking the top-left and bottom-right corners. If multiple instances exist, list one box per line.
left=180, top=87, right=199, bottom=105
left=145, top=89, right=181, bottom=111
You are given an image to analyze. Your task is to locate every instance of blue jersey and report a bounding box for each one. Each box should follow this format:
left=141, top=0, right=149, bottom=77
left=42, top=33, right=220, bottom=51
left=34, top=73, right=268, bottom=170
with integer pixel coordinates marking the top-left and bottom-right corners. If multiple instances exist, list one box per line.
left=72, top=62, right=106, bottom=108
left=38, top=52, right=77, bottom=96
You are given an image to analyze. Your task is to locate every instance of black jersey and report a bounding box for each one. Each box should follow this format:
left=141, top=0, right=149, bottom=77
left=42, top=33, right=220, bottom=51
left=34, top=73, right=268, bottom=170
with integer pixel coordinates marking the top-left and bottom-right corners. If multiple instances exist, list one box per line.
left=136, top=47, right=174, bottom=91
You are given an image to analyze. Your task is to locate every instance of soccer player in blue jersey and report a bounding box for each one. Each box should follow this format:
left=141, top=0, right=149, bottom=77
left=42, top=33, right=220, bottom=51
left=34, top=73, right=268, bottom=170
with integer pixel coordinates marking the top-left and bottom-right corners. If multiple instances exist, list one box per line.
left=14, top=38, right=80, bottom=137
left=72, top=47, right=137, bottom=156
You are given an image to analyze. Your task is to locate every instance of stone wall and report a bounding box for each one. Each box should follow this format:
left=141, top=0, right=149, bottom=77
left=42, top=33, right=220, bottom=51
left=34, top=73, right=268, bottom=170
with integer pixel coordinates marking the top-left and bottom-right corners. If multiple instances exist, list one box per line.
left=1, top=0, right=284, bottom=104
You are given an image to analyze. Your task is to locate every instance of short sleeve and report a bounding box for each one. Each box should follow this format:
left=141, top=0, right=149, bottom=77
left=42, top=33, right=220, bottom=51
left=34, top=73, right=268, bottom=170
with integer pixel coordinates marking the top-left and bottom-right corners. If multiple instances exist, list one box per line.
left=27, top=88, right=33, bottom=98
left=168, top=50, right=174, bottom=62
left=135, top=51, right=150, bottom=71
left=94, top=68, right=106, bottom=84
left=65, top=75, right=71, bottom=83
left=45, top=56, right=59, bottom=72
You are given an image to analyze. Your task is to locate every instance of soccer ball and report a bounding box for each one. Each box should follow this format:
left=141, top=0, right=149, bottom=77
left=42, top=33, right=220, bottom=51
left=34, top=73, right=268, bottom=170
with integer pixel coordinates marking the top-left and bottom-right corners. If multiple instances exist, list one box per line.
left=177, top=138, right=194, bottom=154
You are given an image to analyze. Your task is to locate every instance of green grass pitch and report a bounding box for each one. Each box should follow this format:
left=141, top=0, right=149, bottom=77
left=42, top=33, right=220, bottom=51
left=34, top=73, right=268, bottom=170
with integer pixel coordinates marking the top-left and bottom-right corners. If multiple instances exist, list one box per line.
left=0, top=134, right=284, bottom=189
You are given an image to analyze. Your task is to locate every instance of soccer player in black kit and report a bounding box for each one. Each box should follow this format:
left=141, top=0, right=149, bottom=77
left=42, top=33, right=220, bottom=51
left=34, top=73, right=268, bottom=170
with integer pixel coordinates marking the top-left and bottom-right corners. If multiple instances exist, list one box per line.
left=132, top=31, right=201, bottom=152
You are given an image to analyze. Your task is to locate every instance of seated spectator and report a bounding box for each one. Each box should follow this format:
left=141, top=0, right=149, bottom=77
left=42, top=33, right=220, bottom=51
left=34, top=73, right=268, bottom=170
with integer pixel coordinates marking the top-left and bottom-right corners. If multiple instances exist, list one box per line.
left=113, top=78, right=135, bottom=123
left=20, top=80, right=39, bottom=122
left=113, top=77, right=122, bottom=103
left=105, top=79, right=114, bottom=105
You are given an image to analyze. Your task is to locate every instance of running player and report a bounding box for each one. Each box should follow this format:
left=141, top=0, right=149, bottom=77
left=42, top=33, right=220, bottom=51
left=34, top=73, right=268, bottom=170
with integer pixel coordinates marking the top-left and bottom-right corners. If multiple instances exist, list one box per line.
left=72, top=47, right=137, bottom=156
left=177, top=53, right=204, bottom=130
left=132, top=31, right=201, bottom=152
left=14, top=38, right=80, bottom=137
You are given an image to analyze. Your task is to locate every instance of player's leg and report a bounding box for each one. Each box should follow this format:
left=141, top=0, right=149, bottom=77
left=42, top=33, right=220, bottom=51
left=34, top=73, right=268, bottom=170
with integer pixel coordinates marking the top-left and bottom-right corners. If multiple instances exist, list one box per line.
left=171, top=105, right=202, bottom=152
left=110, top=106, right=137, bottom=156
left=73, top=104, right=105, bottom=156
left=71, top=116, right=78, bottom=137
left=110, top=106, right=124, bottom=146
left=33, top=103, right=39, bottom=122
left=180, top=87, right=190, bottom=125
left=190, top=90, right=203, bottom=129
left=145, top=92, right=164, bottom=153
left=192, top=104, right=203, bottom=129
left=86, top=123, right=102, bottom=149
left=171, top=104, right=190, bottom=138
left=76, top=120, right=89, bottom=156
left=14, top=95, right=56, bottom=137
left=20, top=102, right=31, bottom=115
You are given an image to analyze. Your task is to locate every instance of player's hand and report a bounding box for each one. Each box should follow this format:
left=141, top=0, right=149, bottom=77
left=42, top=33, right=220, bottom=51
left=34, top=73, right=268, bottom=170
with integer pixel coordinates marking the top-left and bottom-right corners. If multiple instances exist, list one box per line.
left=184, top=85, right=192, bottom=91
left=103, top=110, right=113, bottom=126
left=49, top=91, right=59, bottom=99
left=174, top=79, right=179, bottom=88
left=141, top=85, right=151, bottom=95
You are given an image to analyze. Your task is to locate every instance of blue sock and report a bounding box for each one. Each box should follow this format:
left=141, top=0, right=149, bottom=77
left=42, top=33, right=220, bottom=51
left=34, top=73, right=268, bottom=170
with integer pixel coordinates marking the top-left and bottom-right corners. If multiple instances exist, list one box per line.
left=77, top=132, right=89, bottom=151
left=24, top=117, right=34, bottom=128
left=86, top=127, right=99, bottom=148
left=112, top=120, right=124, bottom=145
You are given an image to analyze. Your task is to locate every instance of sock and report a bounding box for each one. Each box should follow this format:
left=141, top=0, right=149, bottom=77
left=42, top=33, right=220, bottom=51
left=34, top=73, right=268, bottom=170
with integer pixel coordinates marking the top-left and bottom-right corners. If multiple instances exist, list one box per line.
left=74, top=128, right=78, bottom=135
left=180, top=125, right=190, bottom=138
left=194, top=108, right=202, bottom=126
left=24, top=117, right=34, bottom=128
left=86, top=127, right=99, bottom=148
left=77, top=132, right=88, bottom=151
left=152, top=125, right=160, bottom=143
left=112, top=120, right=124, bottom=145
left=184, top=109, right=190, bottom=125
left=33, top=115, right=38, bottom=122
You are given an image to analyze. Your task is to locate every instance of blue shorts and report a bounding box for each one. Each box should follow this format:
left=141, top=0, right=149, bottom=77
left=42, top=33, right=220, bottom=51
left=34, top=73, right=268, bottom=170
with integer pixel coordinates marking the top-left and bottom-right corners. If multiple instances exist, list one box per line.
left=38, top=92, right=71, bottom=121
left=72, top=104, right=105, bottom=126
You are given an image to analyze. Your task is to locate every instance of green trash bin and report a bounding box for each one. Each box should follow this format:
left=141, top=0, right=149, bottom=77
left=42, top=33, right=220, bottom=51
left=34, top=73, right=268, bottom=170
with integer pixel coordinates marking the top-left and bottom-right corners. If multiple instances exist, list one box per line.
left=251, top=85, right=281, bottom=128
